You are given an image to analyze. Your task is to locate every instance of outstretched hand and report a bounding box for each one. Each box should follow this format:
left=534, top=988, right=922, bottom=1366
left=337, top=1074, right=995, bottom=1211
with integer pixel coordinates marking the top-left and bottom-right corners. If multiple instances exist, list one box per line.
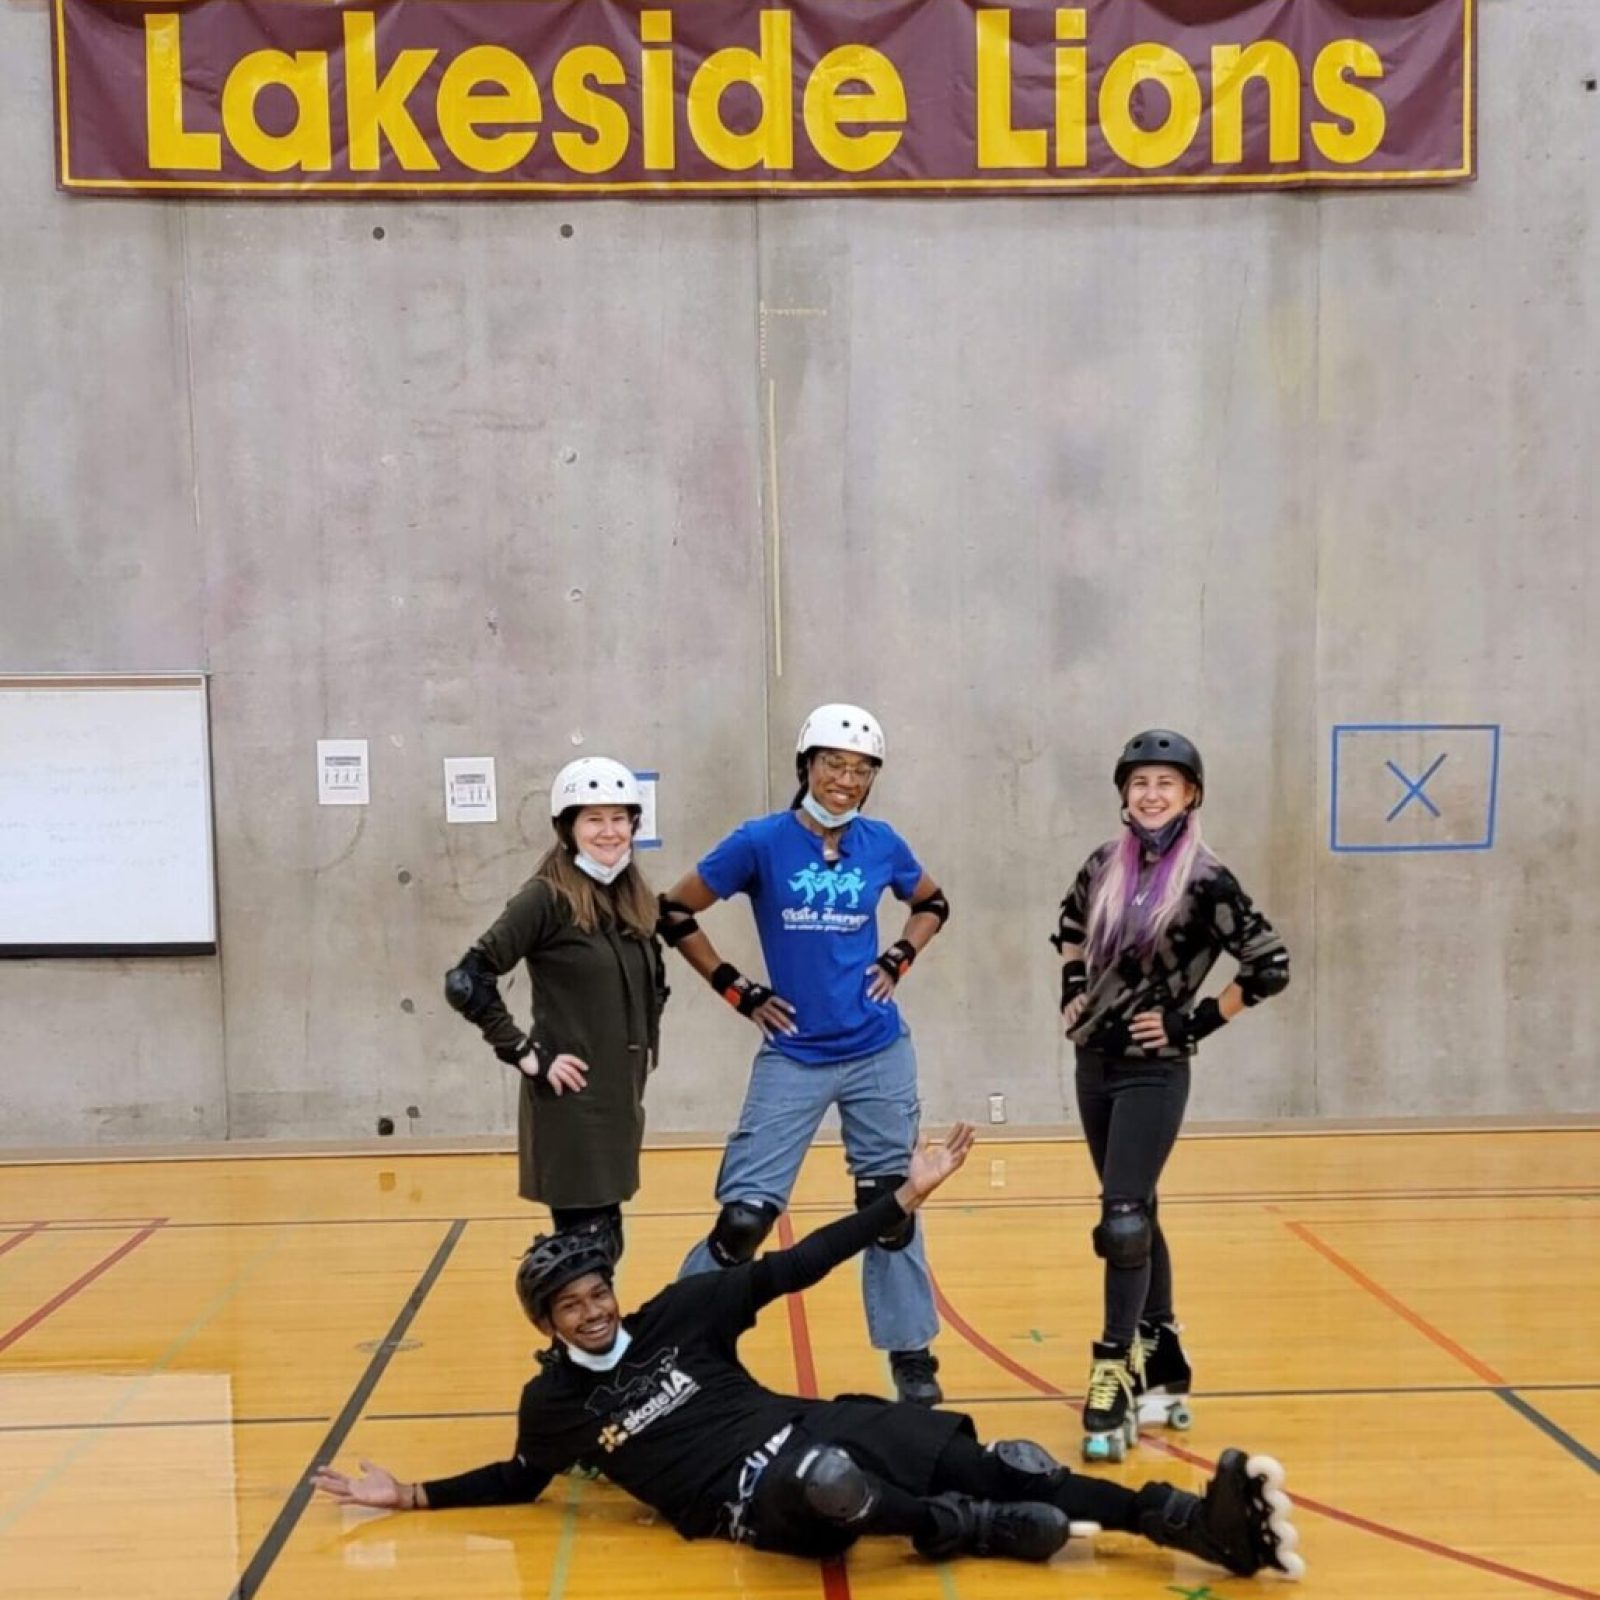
left=311, top=1459, right=410, bottom=1510
left=900, top=1122, right=977, bottom=1208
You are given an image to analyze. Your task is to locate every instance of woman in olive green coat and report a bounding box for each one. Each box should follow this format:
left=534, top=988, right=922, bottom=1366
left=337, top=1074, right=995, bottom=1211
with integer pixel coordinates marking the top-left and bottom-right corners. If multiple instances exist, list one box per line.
left=445, top=757, right=666, bottom=1257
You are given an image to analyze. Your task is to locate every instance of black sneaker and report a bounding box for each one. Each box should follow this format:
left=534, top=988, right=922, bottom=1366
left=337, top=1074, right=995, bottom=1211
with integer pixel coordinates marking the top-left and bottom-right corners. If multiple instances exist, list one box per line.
left=890, top=1348, right=943, bottom=1406
left=915, top=1493, right=1070, bottom=1562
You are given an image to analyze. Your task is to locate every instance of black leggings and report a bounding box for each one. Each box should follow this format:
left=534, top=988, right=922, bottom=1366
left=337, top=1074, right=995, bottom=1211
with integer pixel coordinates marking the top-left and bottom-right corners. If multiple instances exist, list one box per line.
left=749, top=1421, right=1140, bottom=1558
left=1074, top=1049, right=1190, bottom=1346
left=549, top=1204, right=624, bottom=1261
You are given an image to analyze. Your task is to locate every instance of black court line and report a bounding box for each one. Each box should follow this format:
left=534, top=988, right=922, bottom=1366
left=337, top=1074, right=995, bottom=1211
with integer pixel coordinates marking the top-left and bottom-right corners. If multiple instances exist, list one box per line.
left=1496, top=1390, right=1600, bottom=1474
left=224, top=1218, right=466, bottom=1600
left=7, top=1184, right=1598, bottom=1236
left=8, top=1380, right=1600, bottom=1439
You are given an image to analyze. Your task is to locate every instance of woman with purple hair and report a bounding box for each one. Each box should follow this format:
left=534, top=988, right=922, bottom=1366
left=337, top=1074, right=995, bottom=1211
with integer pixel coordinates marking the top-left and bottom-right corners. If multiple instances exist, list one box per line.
left=1051, top=731, right=1290, bottom=1462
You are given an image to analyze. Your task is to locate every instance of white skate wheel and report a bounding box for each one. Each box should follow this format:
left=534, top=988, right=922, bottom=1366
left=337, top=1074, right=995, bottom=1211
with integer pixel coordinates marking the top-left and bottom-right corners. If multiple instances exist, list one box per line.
left=1246, top=1453, right=1286, bottom=1490
left=1169, top=1403, right=1193, bottom=1430
left=1263, top=1486, right=1293, bottom=1516
left=1270, top=1519, right=1300, bottom=1553
left=1276, top=1549, right=1306, bottom=1581
left=1068, top=1521, right=1102, bottom=1539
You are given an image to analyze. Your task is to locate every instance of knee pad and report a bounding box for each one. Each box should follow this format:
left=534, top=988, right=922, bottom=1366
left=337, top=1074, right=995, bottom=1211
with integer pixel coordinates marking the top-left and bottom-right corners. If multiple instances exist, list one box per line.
left=708, top=1200, right=779, bottom=1267
left=854, top=1176, right=916, bottom=1252
left=987, top=1437, right=1067, bottom=1493
left=793, top=1446, right=876, bottom=1527
left=1092, top=1200, right=1152, bottom=1269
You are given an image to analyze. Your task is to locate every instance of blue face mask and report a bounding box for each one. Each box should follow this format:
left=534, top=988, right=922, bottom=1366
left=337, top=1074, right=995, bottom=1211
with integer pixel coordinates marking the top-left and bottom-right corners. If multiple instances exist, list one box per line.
left=1128, top=812, right=1190, bottom=858
left=800, top=792, right=858, bottom=829
left=575, top=849, right=631, bottom=885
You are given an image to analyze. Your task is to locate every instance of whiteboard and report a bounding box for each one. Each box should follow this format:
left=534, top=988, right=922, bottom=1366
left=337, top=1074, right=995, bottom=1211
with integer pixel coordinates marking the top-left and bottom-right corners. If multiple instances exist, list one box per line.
left=0, top=676, right=217, bottom=954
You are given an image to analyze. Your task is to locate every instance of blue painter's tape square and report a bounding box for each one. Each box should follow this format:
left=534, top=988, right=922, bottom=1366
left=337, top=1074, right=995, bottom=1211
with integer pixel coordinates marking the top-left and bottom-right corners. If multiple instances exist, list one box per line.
left=1330, top=724, right=1501, bottom=853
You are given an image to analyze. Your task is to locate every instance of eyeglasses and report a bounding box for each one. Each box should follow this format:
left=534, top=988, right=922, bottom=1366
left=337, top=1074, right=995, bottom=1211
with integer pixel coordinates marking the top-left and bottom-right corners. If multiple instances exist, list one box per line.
left=815, top=753, right=877, bottom=782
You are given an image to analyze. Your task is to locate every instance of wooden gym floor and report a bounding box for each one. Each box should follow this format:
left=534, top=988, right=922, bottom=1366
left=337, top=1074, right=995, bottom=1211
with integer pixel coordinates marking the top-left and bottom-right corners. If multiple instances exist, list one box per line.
left=1, top=1128, right=1597, bottom=1600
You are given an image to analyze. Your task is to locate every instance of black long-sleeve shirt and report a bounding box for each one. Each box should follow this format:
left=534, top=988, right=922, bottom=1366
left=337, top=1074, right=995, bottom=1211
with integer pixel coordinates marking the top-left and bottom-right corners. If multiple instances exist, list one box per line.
left=422, top=1193, right=936, bottom=1539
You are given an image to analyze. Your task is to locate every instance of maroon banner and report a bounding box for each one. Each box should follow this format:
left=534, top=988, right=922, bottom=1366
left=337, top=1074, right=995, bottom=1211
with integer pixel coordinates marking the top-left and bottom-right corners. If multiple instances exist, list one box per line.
left=51, top=0, right=1474, bottom=197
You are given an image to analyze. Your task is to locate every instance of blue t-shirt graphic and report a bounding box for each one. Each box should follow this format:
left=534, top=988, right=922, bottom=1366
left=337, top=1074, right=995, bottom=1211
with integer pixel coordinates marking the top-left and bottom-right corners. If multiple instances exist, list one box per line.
left=698, top=811, right=925, bottom=1065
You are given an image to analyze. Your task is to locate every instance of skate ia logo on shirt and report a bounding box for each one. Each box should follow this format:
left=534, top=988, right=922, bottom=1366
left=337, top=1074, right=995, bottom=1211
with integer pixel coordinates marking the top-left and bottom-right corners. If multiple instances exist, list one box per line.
left=782, top=863, right=870, bottom=933
left=586, top=1347, right=701, bottom=1452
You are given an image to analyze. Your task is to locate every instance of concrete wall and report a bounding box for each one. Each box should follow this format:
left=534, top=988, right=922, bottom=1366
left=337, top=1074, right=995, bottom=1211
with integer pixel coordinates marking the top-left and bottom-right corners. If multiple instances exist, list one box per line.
left=3, top=0, right=1596, bottom=1146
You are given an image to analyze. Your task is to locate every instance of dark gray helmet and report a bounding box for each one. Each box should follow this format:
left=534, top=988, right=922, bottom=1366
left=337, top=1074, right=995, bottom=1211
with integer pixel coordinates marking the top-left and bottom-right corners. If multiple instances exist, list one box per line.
left=1114, top=730, right=1204, bottom=802
left=515, top=1221, right=616, bottom=1324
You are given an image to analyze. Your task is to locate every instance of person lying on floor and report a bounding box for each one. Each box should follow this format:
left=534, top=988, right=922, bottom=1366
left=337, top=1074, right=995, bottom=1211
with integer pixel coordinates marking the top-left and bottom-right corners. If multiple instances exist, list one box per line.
left=313, top=1122, right=1301, bottom=1576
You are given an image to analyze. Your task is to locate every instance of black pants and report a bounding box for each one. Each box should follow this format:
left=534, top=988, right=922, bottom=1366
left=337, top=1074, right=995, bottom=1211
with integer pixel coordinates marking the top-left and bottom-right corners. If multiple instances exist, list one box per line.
left=745, top=1405, right=1140, bottom=1559
left=1074, top=1049, right=1190, bottom=1346
left=550, top=1204, right=624, bottom=1261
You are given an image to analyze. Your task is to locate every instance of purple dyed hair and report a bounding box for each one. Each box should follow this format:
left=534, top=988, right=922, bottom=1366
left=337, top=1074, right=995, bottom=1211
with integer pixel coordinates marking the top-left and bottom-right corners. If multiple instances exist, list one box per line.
left=1085, top=813, right=1211, bottom=972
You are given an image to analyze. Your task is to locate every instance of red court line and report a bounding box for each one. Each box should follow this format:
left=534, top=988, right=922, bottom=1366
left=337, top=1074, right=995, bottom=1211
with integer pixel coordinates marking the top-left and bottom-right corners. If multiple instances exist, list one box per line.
left=1285, top=1219, right=1506, bottom=1385
left=929, top=1273, right=1600, bottom=1600
left=774, top=1214, right=852, bottom=1600
left=0, top=1220, right=167, bottom=1356
left=0, top=1222, right=46, bottom=1260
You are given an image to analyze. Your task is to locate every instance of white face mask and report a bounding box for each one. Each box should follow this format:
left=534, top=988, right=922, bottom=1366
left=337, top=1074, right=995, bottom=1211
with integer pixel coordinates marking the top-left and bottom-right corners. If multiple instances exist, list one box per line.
left=800, top=792, right=858, bottom=829
left=574, top=849, right=632, bottom=885
left=564, top=1324, right=633, bottom=1372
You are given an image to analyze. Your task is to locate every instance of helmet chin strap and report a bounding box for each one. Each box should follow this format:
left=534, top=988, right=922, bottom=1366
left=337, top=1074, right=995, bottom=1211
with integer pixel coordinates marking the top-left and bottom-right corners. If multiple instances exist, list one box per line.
left=1123, top=809, right=1192, bottom=859
left=563, top=1325, right=633, bottom=1372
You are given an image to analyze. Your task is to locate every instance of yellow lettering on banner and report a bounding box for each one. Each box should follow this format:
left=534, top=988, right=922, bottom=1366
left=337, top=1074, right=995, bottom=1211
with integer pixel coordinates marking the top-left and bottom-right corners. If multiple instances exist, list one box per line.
left=801, top=46, right=905, bottom=173
left=975, top=10, right=1046, bottom=169
left=1053, top=9, right=1087, bottom=168
left=145, top=15, right=222, bottom=170
left=1099, top=43, right=1201, bottom=170
left=553, top=47, right=630, bottom=174
left=687, top=10, right=794, bottom=172
left=1312, top=39, right=1386, bottom=163
left=1211, top=41, right=1300, bottom=164
left=344, top=13, right=437, bottom=172
left=221, top=49, right=332, bottom=172
left=639, top=11, right=676, bottom=170
left=437, top=46, right=541, bottom=173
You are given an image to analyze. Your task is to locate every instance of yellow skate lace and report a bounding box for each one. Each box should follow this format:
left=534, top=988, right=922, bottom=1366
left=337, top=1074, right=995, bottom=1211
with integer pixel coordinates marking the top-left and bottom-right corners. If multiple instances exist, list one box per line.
left=1086, top=1357, right=1131, bottom=1411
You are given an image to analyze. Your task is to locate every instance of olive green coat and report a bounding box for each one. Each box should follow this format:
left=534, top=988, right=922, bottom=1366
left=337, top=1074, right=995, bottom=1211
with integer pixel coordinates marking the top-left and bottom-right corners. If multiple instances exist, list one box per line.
left=471, top=877, right=665, bottom=1207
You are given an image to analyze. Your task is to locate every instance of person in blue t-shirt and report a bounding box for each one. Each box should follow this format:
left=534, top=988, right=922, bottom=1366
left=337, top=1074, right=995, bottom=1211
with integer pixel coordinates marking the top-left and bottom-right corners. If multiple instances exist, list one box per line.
left=658, top=704, right=952, bottom=1406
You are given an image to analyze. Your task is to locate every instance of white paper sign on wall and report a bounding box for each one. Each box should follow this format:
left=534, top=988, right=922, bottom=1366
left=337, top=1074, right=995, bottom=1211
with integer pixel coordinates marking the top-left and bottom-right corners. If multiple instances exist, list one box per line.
left=634, top=770, right=660, bottom=849
left=317, top=739, right=369, bottom=806
left=444, top=756, right=498, bottom=824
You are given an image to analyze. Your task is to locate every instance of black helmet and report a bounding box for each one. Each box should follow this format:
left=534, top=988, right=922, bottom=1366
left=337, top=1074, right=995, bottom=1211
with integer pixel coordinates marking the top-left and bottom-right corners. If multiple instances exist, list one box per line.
left=515, top=1221, right=617, bottom=1324
left=1114, top=730, right=1204, bottom=802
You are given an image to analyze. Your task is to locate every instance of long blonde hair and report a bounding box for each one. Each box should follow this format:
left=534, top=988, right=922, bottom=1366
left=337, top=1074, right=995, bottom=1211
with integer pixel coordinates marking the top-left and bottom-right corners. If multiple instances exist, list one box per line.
left=534, top=825, right=657, bottom=939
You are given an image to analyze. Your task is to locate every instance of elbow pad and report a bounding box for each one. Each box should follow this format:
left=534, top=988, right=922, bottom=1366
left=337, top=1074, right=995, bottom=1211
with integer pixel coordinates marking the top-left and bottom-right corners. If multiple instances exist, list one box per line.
left=445, top=949, right=500, bottom=1023
left=1238, top=952, right=1290, bottom=1005
left=910, top=889, right=950, bottom=926
left=656, top=895, right=701, bottom=948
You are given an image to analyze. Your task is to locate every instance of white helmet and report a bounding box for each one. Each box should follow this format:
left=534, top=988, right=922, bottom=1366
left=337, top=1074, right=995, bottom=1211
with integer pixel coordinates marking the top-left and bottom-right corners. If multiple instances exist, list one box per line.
left=796, top=704, right=886, bottom=763
left=550, top=757, right=641, bottom=818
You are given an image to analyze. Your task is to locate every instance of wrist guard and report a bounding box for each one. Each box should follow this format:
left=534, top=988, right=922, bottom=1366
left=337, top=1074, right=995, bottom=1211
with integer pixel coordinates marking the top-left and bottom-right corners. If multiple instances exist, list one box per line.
left=1165, top=997, right=1227, bottom=1050
left=875, top=939, right=917, bottom=983
left=1060, top=959, right=1088, bottom=1010
left=494, top=1036, right=540, bottom=1073
left=710, top=962, right=773, bottom=1016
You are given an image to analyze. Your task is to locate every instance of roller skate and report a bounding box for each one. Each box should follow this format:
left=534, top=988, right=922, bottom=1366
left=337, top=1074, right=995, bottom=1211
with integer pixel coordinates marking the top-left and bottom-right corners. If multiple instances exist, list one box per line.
left=1135, top=1317, right=1193, bottom=1431
left=1135, top=1447, right=1305, bottom=1579
left=1080, top=1340, right=1140, bottom=1462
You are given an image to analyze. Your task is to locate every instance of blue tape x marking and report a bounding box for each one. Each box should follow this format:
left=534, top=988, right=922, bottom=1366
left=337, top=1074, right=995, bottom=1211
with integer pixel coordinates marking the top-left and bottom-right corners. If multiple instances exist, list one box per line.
left=1385, top=753, right=1448, bottom=822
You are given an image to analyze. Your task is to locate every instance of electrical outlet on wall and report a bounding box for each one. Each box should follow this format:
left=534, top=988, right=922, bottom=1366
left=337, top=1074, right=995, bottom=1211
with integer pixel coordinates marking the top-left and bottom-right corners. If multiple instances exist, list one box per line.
left=988, top=1093, right=1006, bottom=1124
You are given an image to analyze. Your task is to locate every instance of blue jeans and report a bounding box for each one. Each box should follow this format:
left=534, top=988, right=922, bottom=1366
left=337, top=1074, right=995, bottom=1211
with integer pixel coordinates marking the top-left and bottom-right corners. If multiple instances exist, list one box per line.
left=680, top=1029, right=939, bottom=1352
